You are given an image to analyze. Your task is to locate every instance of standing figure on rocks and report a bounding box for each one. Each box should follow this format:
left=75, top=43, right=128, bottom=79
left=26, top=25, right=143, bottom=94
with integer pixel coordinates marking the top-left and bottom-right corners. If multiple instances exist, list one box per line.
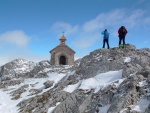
left=118, top=26, right=128, bottom=48
left=101, top=29, right=110, bottom=49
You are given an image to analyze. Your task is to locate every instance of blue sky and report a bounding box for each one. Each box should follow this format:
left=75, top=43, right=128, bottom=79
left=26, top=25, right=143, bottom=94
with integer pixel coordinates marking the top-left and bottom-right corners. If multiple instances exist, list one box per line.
left=0, top=0, right=150, bottom=65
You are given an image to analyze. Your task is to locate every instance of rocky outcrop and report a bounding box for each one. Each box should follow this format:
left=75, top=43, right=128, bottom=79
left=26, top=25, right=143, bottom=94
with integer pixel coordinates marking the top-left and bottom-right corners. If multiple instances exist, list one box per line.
left=76, top=44, right=150, bottom=79
left=0, top=79, right=22, bottom=88
left=10, top=84, right=29, bottom=100
left=43, top=80, right=54, bottom=88
left=108, top=74, right=144, bottom=113
left=0, top=58, right=36, bottom=81
left=53, top=44, right=150, bottom=113
left=0, top=44, right=150, bottom=113
left=145, top=104, right=150, bottom=113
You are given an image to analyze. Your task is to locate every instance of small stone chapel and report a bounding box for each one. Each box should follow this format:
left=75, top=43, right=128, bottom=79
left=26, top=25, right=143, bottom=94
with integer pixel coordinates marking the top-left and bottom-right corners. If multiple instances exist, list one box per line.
left=50, top=34, right=75, bottom=65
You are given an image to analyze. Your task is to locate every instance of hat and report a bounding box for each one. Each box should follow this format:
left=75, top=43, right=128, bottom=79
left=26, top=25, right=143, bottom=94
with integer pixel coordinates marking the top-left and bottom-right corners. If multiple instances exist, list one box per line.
left=121, top=26, right=125, bottom=28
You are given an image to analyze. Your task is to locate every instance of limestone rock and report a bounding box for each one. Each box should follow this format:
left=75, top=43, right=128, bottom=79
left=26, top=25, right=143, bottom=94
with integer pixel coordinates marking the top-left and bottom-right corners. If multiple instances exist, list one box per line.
left=43, top=80, right=54, bottom=88
left=0, top=44, right=150, bottom=113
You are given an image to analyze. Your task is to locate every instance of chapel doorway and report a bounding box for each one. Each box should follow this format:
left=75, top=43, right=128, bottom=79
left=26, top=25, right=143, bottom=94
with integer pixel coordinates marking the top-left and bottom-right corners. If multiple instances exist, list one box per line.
left=59, top=56, right=66, bottom=65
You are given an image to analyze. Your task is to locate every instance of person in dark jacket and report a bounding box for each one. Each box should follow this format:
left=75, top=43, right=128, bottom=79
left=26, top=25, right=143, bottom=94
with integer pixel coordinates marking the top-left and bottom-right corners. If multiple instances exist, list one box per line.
left=101, top=29, right=110, bottom=49
left=118, top=26, right=128, bottom=48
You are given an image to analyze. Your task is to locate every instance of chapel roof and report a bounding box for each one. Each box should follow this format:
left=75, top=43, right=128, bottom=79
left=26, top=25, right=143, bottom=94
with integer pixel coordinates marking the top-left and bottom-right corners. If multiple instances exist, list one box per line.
left=50, top=34, right=75, bottom=53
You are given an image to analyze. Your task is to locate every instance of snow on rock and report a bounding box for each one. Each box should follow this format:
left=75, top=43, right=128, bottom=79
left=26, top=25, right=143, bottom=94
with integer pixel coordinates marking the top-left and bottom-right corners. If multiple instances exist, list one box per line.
left=0, top=90, right=19, bottom=113
left=0, top=67, right=132, bottom=113
left=14, top=72, right=66, bottom=98
left=12, top=58, right=36, bottom=73
left=96, top=105, right=110, bottom=113
left=0, top=71, right=67, bottom=113
left=1, top=44, right=150, bottom=113
left=132, top=98, right=150, bottom=112
left=47, top=102, right=61, bottom=113
left=138, top=80, right=147, bottom=87
left=0, top=58, right=36, bottom=77
left=42, top=68, right=52, bottom=72
left=64, top=65, right=72, bottom=69
left=63, top=70, right=76, bottom=80
left=94, top=53, right=102, bottom=61
left=68, top=70, right=75, bottom=76
left=48, top=72, right=66, bottom=84
left=79, top=70, right=123, bottom=92
left=124, top=57, right=131, bottom=63
left=38, top=60, right=50, bottom=66
left=63, top=81, right=81, bottom=93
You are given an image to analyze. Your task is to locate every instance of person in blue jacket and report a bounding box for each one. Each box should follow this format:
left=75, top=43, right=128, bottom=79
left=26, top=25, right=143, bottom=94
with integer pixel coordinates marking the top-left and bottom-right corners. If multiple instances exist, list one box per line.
left=101, top=29, right=110, bottom=49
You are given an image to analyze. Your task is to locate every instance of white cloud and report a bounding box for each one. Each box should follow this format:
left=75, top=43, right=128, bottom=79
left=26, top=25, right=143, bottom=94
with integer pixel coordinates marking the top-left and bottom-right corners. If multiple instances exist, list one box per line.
left=82, top=9, right=147, bottom=33
left=51, top=9, right=150, bottom=52
left=0, top=30, right=29, bottom=47
left=1, top=9, right=150, bottom=66
left=82, top=9, right=125, bottom=33
left=0, top=30, right=48, bottom=66
left=73, top=9, right=150, bottom=49
left=144, top=40, right=149, bottom=44
left=144, top=17, right=150, bottom=24
left=51, top=22, right=78, bottom=36
left=123, top=9, right=146, bottom=27
left=73, top=32, right=100, bottom=49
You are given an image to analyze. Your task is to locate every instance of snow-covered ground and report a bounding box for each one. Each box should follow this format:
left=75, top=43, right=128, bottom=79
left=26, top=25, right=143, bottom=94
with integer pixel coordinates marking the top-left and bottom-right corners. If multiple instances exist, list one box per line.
left=96, top=105, right=110, bottom=113
left=63, top=81, right=81, bottom=93
left=12, top=58, right=36, bottom=74
left=62, top=70, right=123, bottom=94
left=132, top=98, right=150, bottom=112
left=123, top=57, right=131, bottom=63
left=47, top=102, right=61, bottom=113
left=1, top=66, right=149, bottom=113
left=78, top=70, right=123, bottom=92
left=0, top=69, right=124, bottom=113
left=120, top=98, right=150, bottom=113
left=0, top=90, right=19, bottom=113
left=0, top=69, right=68, bottom=113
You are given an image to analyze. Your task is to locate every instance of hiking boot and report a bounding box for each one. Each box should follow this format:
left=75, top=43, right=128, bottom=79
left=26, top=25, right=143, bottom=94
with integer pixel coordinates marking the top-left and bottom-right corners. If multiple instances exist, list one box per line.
left=123, top=44, right=126, bottom=48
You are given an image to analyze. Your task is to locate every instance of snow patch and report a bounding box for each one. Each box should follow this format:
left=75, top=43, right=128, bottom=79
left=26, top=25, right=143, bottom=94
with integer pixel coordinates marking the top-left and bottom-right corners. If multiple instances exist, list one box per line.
left=96, top=105, right=110, bottom=113
left=132, top=98, right=150, bottom=112
left=124, top=57, right=131, bottom=63
left=0, top=72, right=67, bottom=112
left=47, top=102, right=61, bottom=113
left=63, top=81, right=81, bottom=93
left=138, top=80, right=147, bottom=87
left=79, top=70, right=123, bottom=92
left=0, top=90, right=19, bottom=113
left=43, top=68, right=52, bottom=72
left=48, top=72, right=66, bottom=83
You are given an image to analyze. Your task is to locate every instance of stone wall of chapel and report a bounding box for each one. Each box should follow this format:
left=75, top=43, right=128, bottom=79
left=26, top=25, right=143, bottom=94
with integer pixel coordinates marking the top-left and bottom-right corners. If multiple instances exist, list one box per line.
left=52, top=46, right=74, bottom=54
left=50, top=46, right=74, bottom=65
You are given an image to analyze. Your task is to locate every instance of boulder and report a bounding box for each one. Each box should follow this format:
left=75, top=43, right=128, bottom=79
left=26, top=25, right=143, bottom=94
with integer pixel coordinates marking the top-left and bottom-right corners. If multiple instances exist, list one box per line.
left=43, top=80, right=54, bottom=88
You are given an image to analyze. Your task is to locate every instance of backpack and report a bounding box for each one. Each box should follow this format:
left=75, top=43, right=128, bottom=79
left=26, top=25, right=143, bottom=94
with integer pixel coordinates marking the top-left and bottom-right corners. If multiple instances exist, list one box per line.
left=121, top=28, right=125, bottom=36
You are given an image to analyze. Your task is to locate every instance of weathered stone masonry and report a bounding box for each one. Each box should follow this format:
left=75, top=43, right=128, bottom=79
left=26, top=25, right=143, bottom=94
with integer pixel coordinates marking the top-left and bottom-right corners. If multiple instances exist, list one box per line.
left=50, top=35, right=75, bottom=65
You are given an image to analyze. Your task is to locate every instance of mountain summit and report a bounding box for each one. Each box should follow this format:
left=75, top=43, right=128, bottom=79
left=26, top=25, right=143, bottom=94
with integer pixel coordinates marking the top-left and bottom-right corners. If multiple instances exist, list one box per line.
left=0, top=44, right=150, bottom=113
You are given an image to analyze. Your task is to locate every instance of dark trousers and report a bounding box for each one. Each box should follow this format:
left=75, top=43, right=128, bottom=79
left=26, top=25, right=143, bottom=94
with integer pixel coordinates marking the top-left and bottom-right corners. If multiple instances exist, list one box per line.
left=119, top=36, right=125, bottom=45
left=103, top=39, right=110, bottom=49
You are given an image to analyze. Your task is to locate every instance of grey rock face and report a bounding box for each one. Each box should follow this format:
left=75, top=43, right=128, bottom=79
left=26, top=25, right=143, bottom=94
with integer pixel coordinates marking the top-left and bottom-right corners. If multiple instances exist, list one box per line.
left=145, top=104, right=150, bottom=113
left=0, top=58, right=36, bottom=81
left=108, top=74, right=144, bottom=113
left=43, top=80, right=54, bottom=88
left=1, top=44, right=150, bottom=113
left=76, top=44, right=150, bottom=79
left=10, top=84, right=29, bottom=100
left=0, top=79, right=21, bottom=88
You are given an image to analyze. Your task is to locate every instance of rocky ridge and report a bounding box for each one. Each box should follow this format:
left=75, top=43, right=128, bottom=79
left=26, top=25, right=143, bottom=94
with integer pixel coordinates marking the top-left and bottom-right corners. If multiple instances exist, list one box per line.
left=0, top=44, right=150, bottom=113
